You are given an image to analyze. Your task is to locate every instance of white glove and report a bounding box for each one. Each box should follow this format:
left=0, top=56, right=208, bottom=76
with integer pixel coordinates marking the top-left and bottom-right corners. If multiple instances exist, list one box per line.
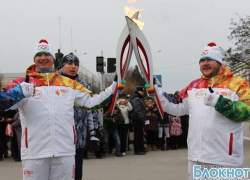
left=203, top=91, right=220, bottom=107
left=20, top=82, right=35, bottom=98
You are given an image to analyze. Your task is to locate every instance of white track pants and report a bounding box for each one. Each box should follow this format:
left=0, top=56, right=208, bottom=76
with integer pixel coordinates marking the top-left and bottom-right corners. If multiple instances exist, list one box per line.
left=22, top=156, right=75, bottom=180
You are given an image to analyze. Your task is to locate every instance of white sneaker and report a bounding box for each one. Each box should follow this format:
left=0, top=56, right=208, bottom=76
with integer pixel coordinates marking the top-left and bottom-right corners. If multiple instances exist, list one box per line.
left=122, top=152, right=126, bottom=156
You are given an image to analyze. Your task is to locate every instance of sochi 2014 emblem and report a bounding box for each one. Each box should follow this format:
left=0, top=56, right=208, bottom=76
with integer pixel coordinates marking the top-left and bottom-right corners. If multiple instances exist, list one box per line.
left=33, top=90, right=42, bottom=99
left=196, top=90, right=204, bottom=99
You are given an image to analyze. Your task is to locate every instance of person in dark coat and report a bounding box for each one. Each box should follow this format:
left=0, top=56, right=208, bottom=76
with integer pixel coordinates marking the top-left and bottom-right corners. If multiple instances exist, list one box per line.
left=0, top=109, right=16, bottom=160
left=0, top=109, right=6, bottom=161
left=103, top=105, right=125, bottom=157
left=144, top=97, right=158, bottom=151
left=130, top=86, right=147, bottom=155
left=11, top=111, right=21, bottom=161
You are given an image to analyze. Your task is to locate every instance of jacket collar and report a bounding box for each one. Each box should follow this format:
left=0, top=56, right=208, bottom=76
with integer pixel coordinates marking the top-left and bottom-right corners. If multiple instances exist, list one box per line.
left=201, top=66, right=233, bottom=84
left=26, top=64, right=59, bottom=79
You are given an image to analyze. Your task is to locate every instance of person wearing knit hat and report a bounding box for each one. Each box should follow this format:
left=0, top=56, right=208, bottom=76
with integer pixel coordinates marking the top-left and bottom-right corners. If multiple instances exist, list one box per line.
left=130, top=86, right=147, bottom=155
left=59, top=52, right=100, bottom=180
left=34, top=39, right=55, bottom=60
left=200, top=42, right=222, bottom=64
left=136, top=86, right=145, bottom=92
left=60, top=53, right=80, bottom=78
left=60, top=52, right=79, bottom=69
left=199, top=42, right=223, bottom=79
left=0, top=39, right=120, bottom=180
left=33, top=39, right=55, bottom=73
left=150, top=42, right=250, bottom=179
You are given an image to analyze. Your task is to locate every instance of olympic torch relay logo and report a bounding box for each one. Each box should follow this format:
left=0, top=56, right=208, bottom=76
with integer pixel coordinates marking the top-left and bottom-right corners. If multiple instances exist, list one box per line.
left=193, top=165, right=250, bottom=179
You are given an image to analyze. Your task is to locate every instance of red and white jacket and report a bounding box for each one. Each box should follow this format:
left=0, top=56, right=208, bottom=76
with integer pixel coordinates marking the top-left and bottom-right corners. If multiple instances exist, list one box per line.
left=5, top=65, right=116, bottom=160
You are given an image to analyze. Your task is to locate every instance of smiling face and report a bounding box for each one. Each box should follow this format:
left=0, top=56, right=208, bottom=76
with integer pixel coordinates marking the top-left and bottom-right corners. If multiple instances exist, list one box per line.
left=34, top=53, right=54, bottom=71
left=199, top=59, right=222, bottom=78
left=61, top=62, right=79, bottom=76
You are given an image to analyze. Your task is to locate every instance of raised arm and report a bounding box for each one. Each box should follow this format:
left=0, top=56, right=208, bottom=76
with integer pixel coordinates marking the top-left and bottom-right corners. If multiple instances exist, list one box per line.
left=154, top=85, right=189, bottom=117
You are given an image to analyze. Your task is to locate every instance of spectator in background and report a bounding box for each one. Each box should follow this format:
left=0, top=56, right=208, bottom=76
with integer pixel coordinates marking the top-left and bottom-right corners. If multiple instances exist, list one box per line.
left=158, top=112, right=170, bottom=151
left=144, top=97, right=158, bottom=151
left=0, top=109, right=16, bottom=160
left=130, top=86, right=147, bottom=155
left=0, top=109, right=6, bottom=161
left=103, top=105, right=125, bottom=157
left=180, top=115, right=189, bottom=149
left=11, top=110, right=22, bottom=161
left=117, top=97, right=133, bottom=156
left=169, top=115, right=182, bottom=150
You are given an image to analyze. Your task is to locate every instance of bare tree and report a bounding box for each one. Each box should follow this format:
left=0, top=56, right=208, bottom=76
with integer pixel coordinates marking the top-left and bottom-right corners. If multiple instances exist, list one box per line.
left=224, top=14, right=250, bottom=68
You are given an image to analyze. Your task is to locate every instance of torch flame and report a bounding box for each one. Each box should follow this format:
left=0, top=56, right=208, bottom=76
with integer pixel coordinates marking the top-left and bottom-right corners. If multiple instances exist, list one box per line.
left=124, top=6, right=145, bottom=30
left=127, top=0, right=137, bottom=4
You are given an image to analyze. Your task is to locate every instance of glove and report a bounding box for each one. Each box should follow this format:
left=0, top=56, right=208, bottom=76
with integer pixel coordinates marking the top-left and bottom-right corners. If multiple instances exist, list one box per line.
left=89, top=129, right=100, bottom=152
left=203, top=88, right=219, bottom=107
left=20, top=82, right=35, bottom=98
left=145, top=84, right=156, bottom=96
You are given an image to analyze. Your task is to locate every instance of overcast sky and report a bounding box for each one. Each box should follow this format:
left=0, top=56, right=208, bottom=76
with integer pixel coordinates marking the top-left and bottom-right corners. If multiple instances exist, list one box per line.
left=1, top=0, right=250, bottom=93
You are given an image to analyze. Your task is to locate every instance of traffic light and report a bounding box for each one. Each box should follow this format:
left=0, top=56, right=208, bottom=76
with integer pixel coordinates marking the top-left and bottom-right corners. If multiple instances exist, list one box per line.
left=107, top=58, right=116, bottom=73
left=96, top=56, right=104, bottom=73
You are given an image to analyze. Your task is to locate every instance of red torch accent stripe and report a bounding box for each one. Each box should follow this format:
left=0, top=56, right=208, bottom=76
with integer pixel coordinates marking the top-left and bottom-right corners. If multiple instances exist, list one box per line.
left=110, top=84, right=118, bottom=115
left=136, top=38, right=150, bottom=83
left=120, top=35, right=131, bottom=79
left=73, top=126, right=76, bottom=144
left=25, top=128, right=28, bottom=148
left=229, top=133, right=233, bottom=155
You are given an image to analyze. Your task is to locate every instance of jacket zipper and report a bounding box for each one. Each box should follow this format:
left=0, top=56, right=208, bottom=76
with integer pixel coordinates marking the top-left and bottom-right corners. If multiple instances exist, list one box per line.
left=46, top=73, right=55, bottom=157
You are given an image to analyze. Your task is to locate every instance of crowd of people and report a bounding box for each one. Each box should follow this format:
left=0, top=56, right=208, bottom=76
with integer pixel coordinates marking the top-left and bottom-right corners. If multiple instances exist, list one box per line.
left=0, top=40, right=250, bottom=180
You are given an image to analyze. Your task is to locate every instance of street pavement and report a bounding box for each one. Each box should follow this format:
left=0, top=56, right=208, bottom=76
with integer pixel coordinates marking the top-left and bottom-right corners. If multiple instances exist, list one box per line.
left=0, top=121, right=250, bottom=180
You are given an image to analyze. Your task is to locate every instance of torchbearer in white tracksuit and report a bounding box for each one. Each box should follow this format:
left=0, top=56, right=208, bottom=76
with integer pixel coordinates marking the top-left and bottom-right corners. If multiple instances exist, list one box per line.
left=0, top=39, right=119, bottom=180
left=148, top=42, right=250, bottom=180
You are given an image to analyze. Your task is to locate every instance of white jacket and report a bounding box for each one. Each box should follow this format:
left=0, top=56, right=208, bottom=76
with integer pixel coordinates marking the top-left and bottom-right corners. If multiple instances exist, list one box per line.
left=118, top=102, right=133, bottom=124
left=155, top=67, right=250, bottom=167
left=5, top=65, right=116, bottom=160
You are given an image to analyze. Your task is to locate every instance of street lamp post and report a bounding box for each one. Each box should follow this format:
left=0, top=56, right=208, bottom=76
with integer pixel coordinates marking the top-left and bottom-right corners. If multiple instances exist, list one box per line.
left=77, top=52, right=87, bottom=66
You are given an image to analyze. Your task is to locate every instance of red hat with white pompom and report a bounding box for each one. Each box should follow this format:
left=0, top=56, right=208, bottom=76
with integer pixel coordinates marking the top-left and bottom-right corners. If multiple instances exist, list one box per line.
left=200, top=42, right=222, bottom=64
left=34, top=39, right=55, bottom=60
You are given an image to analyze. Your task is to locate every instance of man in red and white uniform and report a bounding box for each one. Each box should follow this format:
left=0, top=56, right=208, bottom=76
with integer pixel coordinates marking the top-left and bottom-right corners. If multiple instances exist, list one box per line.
left=151, top=43, right=250, bottom=180
left=0, top=39, right=118, bottom=180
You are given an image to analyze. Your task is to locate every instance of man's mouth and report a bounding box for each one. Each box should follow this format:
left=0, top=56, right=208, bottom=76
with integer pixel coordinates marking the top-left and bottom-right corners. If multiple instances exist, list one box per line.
left=39, top=61, right=48, bottom=65
left=203, top=67, right=211, bottom=71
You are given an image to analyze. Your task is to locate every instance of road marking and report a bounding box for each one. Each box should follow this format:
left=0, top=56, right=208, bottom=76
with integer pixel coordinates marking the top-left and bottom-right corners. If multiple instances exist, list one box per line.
left=243, top=136, right=250, bottom=141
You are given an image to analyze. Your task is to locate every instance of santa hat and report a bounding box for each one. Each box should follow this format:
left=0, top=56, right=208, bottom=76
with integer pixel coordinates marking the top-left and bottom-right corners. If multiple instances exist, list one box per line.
left=34, top=39, right=55, bottom=59
left=200, top=42, right=222, bottom=64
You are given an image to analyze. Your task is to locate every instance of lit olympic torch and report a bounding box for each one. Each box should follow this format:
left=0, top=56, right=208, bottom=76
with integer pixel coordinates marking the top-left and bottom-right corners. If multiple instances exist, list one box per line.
left=110, top=11, right=164, bottom=119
